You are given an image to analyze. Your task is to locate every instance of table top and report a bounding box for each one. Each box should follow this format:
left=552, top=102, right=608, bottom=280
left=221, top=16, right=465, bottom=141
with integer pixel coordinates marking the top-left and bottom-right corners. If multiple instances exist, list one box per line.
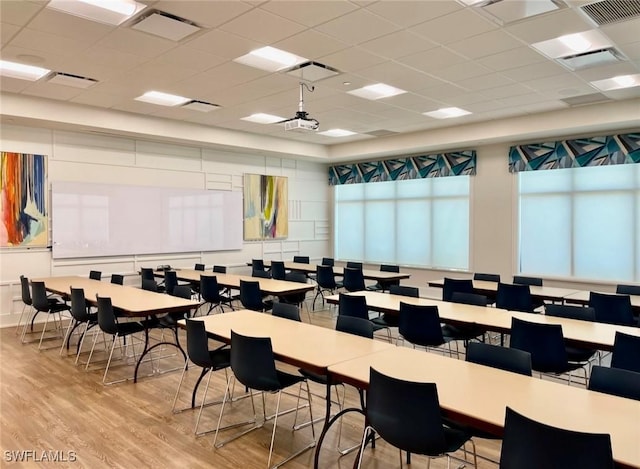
left=257, top=261, right=411, bottom=282
left=162, top=269, right=315, bottom=296
left=37, top=276, right=199, bottom=317
left=326, top=291, right=640, bottom=350
left=183, top=310, right=394, bottom=374
left=565, top=290, right=640, bottom=307
left=427, top=278, right=579, bottom=301
left=328, top=346, right=640, bottom=469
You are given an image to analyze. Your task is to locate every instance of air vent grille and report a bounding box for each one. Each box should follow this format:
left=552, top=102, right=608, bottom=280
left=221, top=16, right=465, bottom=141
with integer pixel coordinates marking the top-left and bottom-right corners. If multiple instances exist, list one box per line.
left=580, top=0, right=640, bottom=25
left=365, top=130, right=399, bottom=137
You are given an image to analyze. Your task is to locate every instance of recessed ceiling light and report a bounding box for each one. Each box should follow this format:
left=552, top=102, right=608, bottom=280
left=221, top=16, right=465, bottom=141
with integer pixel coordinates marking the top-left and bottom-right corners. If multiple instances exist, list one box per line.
left=241, top=113, right=286, bottom=124
left=347, top=83, right=407, bottom=100
left=234, top=47, right=307, bottom=73
left=423, top=107, right=472, bottom=119
left=0, top=60, right=51, bottom=81
left=135, top=91, right=191, bottom=106
left=47, top=0, right=147, bottom=25
left=591, top=74, right=640, bottom=91
left=558, top=33, right=592, bottom=53
left=318, top=129, right=357, bottom=137
left=531, top=30, right=610, bottom=59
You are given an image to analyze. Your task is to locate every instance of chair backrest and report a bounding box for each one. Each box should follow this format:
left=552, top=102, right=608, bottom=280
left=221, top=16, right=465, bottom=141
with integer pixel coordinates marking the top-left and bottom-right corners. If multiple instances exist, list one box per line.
left=545, top=304, right=595, bottom=322
left=338, top=293, right=369, bottom=321
left=185, top=319, right=216, bottom=368
left=270, top=261, right=287, bottom=280
left=499, top=406, right=613, bottom=469
left=466, top=342, right=532, bottom=376
left=616, top=284, right=640, bottom=295
left=611, top=331, right=640, bottom=373
left=293, top=255, right=309, bottom=264
left=30, top=281, right=51, bottom=312
left=172, top=284, right=192, bottom=299
left=70, top=287, right=90, bottom=322
left=213, top=265, right=227, bottom=274
left=110, top=274, right=124, bottom=285
left=194, top=263, right=205, bottom=271
left=346, top=261, right=363, bottom=270
left=89, top=270, right=102, bottom=280
left=316, top=265, right=337, bottom=289
left=140, top=267, right=155, bottom=281
left=474, top=272, right=500, bottom=282
left=141, top=278, right=158, bottom=292
left=20, top=275, right=32, bottom=305
left=343, top=267, right=365, bottom=292
left=239, top=280, right=264, bottom=311
left=378, top=264, right=401, bottom=288
left=442, top=278, right=474, bottom=302
left=164, top=270, right=178, bottom=295
left=335, top=315, right=374, bottom=338
left=389, top=284, right=419, bottom=298
left=367, top=367, right=447, bottom=455
left=398, top=302, right=445, bottom=347
left=509, top=317, right=568, bottom=373
left=251, top=259, right=265, bottom=272
left=589, top=291, right=634, bottom=326
left=588, top=365, right=640, bottom=401
left=271, top=302, right=301, bottom=321
left=230, top=330, right=280, bottom=391
left=200, top=275, right=221, bottom=303
left=321, top=257, right=334, bottom=266
left=252, top=269, right=271, bottom=279
left=451, top=291, right=488, bottom=307
left=380, top=264, right=400, bottom=273
left=512, top=275, right=543, bottom=286
left=496, top=283, right=533, bottom=313
left=96, top=296, right=119, bottom=335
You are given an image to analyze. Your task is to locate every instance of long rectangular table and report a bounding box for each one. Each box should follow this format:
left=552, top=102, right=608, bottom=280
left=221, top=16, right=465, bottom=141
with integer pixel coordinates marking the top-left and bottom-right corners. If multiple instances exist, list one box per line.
left=326, top=291, right=640, bottom=351
left=564, top=290, right=640, bottom=308
left=256, top=261, right=411, bottom=283
left=427, top=278, right=579, bottom=302
left=327, top=346, right=640, bottom=469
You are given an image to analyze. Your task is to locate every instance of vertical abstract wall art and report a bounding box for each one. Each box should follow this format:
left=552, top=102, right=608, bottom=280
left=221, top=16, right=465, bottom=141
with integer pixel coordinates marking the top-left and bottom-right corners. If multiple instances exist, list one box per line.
left=0, top=152, right=48, bottom=247
left=243, top=174, right=288, bottom=240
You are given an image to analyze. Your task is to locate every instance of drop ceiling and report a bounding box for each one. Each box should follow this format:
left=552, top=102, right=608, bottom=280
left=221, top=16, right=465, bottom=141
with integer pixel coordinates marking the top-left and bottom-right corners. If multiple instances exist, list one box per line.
left=1, top=0, right=639, bottom=150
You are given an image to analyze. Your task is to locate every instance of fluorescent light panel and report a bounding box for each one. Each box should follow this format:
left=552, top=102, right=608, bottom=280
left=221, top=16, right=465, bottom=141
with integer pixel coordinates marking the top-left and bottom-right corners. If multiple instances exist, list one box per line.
left=0, top=60, right=50, bottom=81
left=135, top=91, right=190, bottom=106
left=347, top=83, right=407, bottom=100
left=241, top=113, right=286, bottom=124
left=47, top=0, right=146, bottom=26
left=591, top=74, right=640, bottom=91
left=423, top=107, right=472, bottom=119
left=234, top=47, right=307, bottom=72
left=482, top=0, right=561, bottom=24
left=318, top=129, right=357, bottom=137
left=531, top=30, right=611, bottom=59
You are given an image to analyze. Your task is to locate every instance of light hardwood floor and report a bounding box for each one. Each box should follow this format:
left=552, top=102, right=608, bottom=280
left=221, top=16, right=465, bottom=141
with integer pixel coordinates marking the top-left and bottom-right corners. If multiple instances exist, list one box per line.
left=1, top=305, right=501, bottom=468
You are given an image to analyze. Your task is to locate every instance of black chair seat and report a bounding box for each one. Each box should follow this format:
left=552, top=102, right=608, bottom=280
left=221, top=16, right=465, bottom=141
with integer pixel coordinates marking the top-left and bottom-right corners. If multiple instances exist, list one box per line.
left=298, top=368, right=328, bottom=385
left=116, top=321, right=145, bottom=335
left=441, top=426, right=475, bottom=454
left=371, top=314, right=399, bottom=328
left=275, top=369, right=306, bottom=390
left=208, top=348, right=231, bottom=370
left=444, top=323, right=485, bottom=341
left=565, top=346, right=597, bottom=363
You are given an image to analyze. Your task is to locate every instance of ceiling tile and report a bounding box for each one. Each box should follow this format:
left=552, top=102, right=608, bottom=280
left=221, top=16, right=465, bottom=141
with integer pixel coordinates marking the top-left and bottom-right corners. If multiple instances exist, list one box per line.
left=318, top=46, right=387, bottom=72
left=480, top=84, right=537, bottom=100
left=574, top=61, right=640, bottom=81
left=0, top=76, right=31, bottom=93
left=259, top=1, right=359, bottom=27
left=456, top=73, right=517, bottom=91
left=150, top=45, right=226, bottom=72
left=447, top=29, right=523, bottom=60
left=359, top=30, right=438, bottom=60
left=502, top=61, right=568, bottom=82
left=95, top=28, right=176, bottom=58
left=429, top=61, right=492, bottom=82
left=153, top=0, right=253, bottom=28
left=218, top=8, right=307, bottom=44
left=81, top=45, right=148, bottom=70
left=409, top=8, right=498, bottom=45
left=1, top=22, right=21, bottom=44
left=274, top=29, right=348, bottom=61
left=365, top=1, right=463, bottom=27
left=505, top=8, right=591, bottom=44
left=355, top=61, right=444, bottom=92
left=523, top=74, right=596, bottom=97
left=0, top=1, right=43, bottom=26
left=478, top=46, right=546, bottom=71
left=70, top=89, right=128, bottom=108
left=315, top=9, right=401, bottom=45
left=22, top=81, right=85, bottom=101
left=186, top=29, right=262, bottom=59
left=382, top=92, right=443, bottom=112
left=11, top=28, right=93, bottom=57
left=601, top=17, right=640, bottom=45
left=26, top=7, right=113, bottom=44
left=397, top=47, right=467, bottom=72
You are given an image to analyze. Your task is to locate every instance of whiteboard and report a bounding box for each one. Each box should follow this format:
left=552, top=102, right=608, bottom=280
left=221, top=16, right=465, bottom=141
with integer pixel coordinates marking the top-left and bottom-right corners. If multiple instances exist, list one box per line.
left=52, top=182, right=242, bottom=258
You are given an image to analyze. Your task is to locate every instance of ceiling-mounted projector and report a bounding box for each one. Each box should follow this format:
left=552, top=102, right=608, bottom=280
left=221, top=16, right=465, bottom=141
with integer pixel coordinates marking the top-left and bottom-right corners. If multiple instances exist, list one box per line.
left=282, top=82, right=319, bottom=132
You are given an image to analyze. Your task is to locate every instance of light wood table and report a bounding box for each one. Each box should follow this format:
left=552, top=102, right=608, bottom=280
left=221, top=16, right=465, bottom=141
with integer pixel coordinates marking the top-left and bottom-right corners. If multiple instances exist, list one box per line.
left=326, top=346, right=640, bottom=469
left=326, top=291, right=640, bottom=351
left=428, top=278, right=579, bottom=303
left=564, top=290, right=640, bottom=308
left=257, top=261, right=411, bottom=283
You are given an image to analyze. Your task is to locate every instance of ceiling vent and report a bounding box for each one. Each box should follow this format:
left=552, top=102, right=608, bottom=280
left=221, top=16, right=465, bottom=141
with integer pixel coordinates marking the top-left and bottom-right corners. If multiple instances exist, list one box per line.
left=558, top=47, right=623, bottom=70
left=580, top=0, right=640, bottom=26
left=47, top=72, right=98, bottom=88
left=132, top=11, right=201, bottom=41
left=181, top=100, right=220, bottom=112
left=285, top=61, right=340, bottom=82
left=365, top=129, right=399, bottom=137
left=561, top=93, right=612, bottom=106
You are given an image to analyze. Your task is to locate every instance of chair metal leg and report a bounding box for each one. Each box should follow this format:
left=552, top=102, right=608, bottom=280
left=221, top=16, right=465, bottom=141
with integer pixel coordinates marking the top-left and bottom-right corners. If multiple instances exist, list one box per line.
left=356, top=426, right=374, bottom=468
left=171, top=359, right=190, bottom=413
left=59, top=319, right=77, bottom=356
left=214, top=377, right=262, bottom=449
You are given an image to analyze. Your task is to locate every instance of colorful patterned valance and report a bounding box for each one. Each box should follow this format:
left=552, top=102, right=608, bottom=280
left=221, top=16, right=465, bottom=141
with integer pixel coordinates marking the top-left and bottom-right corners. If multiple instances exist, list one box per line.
left=509, top=133, right=640, bottom=172
left=329, top=150, right=476, bottom=185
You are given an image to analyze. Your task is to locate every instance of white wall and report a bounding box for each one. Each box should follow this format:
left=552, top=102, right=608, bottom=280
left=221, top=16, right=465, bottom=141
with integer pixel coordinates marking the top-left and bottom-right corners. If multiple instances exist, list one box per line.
left=0, top=124, right=330, bottom=327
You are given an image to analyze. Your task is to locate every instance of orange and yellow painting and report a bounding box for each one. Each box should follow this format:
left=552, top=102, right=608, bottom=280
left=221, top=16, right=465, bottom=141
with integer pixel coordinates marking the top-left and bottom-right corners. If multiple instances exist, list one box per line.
left=243, top=174, right=288, bottom=240
left=0, top=152, right=48, bottom=247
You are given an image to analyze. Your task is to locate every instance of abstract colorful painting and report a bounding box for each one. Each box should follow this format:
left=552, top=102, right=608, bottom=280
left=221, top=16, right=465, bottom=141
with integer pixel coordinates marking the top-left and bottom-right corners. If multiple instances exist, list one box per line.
left=0, top=152, right=48, bottom=247
left=243, top=174, right=288, bottom=240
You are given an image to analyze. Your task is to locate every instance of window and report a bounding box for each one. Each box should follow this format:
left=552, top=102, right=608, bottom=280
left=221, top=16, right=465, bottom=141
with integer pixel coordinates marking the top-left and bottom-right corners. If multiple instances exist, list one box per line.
left=334, top=177, right=469, bottom=269
left=518, top=164, right=639, bottom=282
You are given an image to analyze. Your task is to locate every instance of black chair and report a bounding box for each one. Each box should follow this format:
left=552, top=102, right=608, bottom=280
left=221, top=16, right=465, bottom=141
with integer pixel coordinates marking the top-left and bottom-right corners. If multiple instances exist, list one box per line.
left=251, top=269, right=271, bottom=279
left=447, top=292, right=489, bottom=343
left=16, top=275, right=34, bottom=338
left=499, top=406, right=613, bottom=469
left=474, top=272, right=500, bottom=282
left=371, top=284, right=418, bottom=329
left=313, top=265, right=339, bottom=309
left=496, top=283, right=534, bottom=313
left=336, top=315, right=374, bottom=339
left=339, top=293, right=391, bottom=341
left=545, top=304, right=598, bottom=364
left=346, top=261, right=363, bottom=270
left=271, top=302, right=301, bottom=321
left=164, top=270, right=178, bottom=296
left=321, top=257, right=335, bottom=266
left=171, top=319, right=232, bottom=435
left=342, top=267, right=365, bottom=292
left=589, top=291, right=635, bottom=326
left=213, top=265, right=227, bottom=274
left=588, top=365, right=640, bottom=401
left=29, top=281, right=70, bottom=350
left=194, top=263, right=205, bottom=271
left=140, top=267, right=154, bottom=281
left=239, top=280, right=272, bottom=312
left=293, top=255, right=309, bottom=264
left=509, top=317, right=588, bottom=385
left=60, top=287, right=97, bottom=362
left=366, top=264, right=400, bottom=292
left=611, top=331, right=640, bottom=373
left=213, top=265, right=233, bottom=301
left=89, top=270, right=102, bottom=280
left=278, top=272, right=311, bottom=322
left=110, top=274, right=124, bottom=285
left=199, top=275, right=230, bottom=316
left=87, top=296, right=145, bottom=385
left=356, top=367, right=477, bottom=469
left=270, top=260, right=287, bottom=281
left=442, top=278, right=474, bottom=302
left=466, top=342, right=532, bottom=376
left=214, top=331, right=315, bottom=468
left=512, top=275, right=542, bottom=286
left=141, top=278, right=158, bottom=292
left=398, top=302, right=456, bottom=356
left=616, top=284, right=640, bottom=295
left=251, top=259, right=267, bottom=277
left=141, top=268, right=164, bottom=292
